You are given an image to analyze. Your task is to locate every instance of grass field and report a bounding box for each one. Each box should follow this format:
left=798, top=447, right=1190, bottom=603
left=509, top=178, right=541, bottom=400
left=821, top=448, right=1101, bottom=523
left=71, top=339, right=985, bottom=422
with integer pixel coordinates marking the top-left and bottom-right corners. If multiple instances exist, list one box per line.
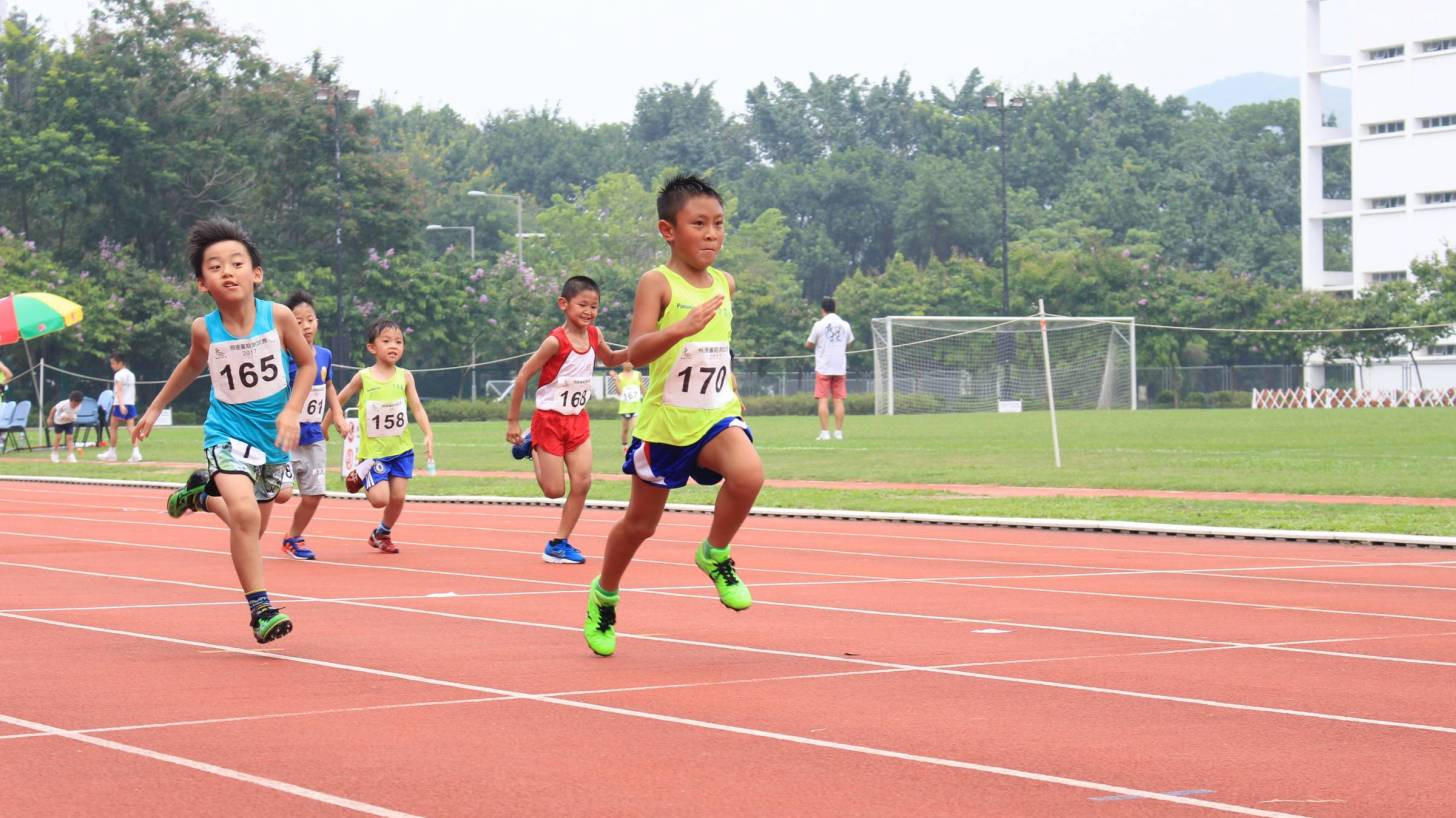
left=4, top=408, right=1453, bottom=535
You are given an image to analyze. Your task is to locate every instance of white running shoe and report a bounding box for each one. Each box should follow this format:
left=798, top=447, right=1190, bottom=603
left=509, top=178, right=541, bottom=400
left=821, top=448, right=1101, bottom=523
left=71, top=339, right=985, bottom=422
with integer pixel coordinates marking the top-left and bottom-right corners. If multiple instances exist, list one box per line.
left=816, top=430, right=831, bottom=441
left=833, top=430, right=844, bottom=440
left=97, top=448, right=117, bottom=461
left=51, top=451, right=60, bottom=463
left=128, top=449, right=143, bottom=463
left=66, top=453, right=78, bottom=463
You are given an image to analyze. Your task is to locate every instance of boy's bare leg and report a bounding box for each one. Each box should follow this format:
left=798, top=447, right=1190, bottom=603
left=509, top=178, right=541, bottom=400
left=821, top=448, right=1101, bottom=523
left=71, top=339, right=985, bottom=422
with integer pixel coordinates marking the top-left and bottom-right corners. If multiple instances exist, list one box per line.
left=695, top=427, right=764, bottom=549
left=533, top=449, right=567, bottom=499
left=834, top=398, right=846, bottom=431
left=212, top=473, right=265, bottom=592
left=288, top=494, right=323, bottom=538
left=817, top=398, right=830, bottom=431
left=598, top=478, right=669, bottom=592
left=382, top=476, right=408, bottom=529
left=257, top=496, right=277, bottom=538
left=365, top=479, right=391, bottom=509
left=555, top=441, right=594, bottom=540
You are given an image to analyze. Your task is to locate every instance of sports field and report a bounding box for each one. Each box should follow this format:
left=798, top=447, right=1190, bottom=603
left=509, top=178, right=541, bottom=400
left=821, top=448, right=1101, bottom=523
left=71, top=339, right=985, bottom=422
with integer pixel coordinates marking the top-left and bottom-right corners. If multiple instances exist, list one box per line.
left=5, top=408, right=1452, bottom=536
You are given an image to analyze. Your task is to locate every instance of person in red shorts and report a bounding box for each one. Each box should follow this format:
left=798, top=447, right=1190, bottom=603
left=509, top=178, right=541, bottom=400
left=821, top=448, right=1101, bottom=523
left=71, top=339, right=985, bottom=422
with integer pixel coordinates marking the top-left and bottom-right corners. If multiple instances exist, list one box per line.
left=806, top=296, right=854, bottom=440
left=506, top=275, right=628, bottom=563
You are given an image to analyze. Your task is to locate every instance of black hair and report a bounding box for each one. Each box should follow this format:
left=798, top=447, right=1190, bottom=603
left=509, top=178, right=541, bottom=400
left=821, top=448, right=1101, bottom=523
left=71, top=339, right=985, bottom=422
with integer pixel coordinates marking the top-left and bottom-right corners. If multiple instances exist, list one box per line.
left=366, top=318, right=402, bottom=343
left=561, top=275, right=599, bottom=300
left=186, top=217, right=262, bottom=279
left=657, top=174, right=723, bottom=224
left=285, top=290, right=316, bottom=310
left=69, top=390, right=84, bottom=402
left=109, top=352, right=126, bottom=364
left=821, top=296, right=836, bottom=313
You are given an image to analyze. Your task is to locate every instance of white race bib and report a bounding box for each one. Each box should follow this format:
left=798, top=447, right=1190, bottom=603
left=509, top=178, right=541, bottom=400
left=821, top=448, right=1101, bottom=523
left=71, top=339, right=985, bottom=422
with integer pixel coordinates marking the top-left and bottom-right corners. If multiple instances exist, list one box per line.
left=209, top=331, right=287, bottom=405
left=365, top=398, right=407, bottom=438
left=301, top=384, right=327, bottom=424
left=536, top=376, right=593, bottom=416
left=229, top=437, right=267, bottom=466
left=663, top=342, right=734, bottom=410
left=619, top=385, right=642, bottom=403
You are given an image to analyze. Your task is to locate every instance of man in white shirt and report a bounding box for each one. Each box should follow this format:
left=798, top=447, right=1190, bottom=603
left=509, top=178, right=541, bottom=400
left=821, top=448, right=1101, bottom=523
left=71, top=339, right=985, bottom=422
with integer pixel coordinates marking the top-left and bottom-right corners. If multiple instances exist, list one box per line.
left=805, top=297, right=854, bottom=441
left=98, top=352, right=142, bottom=462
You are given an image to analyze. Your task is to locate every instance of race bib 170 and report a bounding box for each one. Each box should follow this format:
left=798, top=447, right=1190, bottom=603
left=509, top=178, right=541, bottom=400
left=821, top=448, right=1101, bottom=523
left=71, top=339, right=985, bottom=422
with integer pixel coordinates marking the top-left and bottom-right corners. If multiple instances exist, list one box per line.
left=663, top=342, right=734, bottom=410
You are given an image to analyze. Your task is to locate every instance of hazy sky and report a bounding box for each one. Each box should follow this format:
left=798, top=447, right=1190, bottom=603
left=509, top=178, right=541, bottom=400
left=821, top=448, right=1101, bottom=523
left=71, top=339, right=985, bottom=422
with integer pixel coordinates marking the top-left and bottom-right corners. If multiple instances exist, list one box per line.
left=13, top=0, right=1320, bottom=124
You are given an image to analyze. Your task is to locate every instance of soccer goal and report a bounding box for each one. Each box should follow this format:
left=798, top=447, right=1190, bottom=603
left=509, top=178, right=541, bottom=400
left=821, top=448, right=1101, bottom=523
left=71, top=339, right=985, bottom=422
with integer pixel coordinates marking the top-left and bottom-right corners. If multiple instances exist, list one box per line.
left=871, top=315, right=1136, bottom=415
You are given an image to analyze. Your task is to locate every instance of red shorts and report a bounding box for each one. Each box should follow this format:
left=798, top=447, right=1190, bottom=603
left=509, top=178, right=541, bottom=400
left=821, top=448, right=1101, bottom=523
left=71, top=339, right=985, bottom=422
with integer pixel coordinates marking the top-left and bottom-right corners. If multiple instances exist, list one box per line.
left=530, top=410, right=590, bottom=456
left=814, top=374, right=847, bottom=399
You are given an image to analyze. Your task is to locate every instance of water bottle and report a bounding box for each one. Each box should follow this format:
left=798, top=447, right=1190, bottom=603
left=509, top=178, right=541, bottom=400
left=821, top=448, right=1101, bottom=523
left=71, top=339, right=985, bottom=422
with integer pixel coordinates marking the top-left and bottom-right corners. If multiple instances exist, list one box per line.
left=426, top=457, right=437, bottom=476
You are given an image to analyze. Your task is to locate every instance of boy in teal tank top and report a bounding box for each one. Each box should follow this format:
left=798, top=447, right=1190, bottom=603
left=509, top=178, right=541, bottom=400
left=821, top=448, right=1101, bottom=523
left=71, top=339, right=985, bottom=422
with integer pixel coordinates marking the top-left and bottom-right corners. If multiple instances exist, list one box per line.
left=336, top=318, right=435, bottom=554
left=133, top=218, right=317, bottom=644
left=583, top=175, right=764, bottom=656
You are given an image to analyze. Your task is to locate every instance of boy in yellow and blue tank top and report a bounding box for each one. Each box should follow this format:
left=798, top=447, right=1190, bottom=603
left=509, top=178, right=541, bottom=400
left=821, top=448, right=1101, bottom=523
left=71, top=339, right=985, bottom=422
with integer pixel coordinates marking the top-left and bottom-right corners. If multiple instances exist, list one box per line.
left=583, top=175, right=764, bottom=656
left=336, top=319, right=435, bottom=554
left=133, top=218, right=317, bottom=644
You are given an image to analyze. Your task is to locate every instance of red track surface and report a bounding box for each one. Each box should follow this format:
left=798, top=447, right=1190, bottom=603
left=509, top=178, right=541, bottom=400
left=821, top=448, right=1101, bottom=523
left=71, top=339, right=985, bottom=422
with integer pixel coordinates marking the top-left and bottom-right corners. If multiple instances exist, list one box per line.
left=4, top=481, right=1455, bottom=817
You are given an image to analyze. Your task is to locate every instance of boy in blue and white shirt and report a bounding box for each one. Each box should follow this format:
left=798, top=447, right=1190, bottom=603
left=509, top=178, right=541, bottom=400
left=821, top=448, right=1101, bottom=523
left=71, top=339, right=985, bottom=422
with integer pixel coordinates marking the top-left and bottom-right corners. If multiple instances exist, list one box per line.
left=133, top=218, right=317, bottom=644
left=280, top=290, right=349, bottom=560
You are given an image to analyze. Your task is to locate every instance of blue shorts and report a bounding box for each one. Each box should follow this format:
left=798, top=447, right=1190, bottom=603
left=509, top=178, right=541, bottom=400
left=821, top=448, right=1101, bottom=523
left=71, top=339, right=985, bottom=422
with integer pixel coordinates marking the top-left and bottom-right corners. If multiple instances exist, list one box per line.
left=111, top=405, right=137, bottom=421
left=623, top=417, right=752, bottom=489
left=363, top=450, right=414, bottom=490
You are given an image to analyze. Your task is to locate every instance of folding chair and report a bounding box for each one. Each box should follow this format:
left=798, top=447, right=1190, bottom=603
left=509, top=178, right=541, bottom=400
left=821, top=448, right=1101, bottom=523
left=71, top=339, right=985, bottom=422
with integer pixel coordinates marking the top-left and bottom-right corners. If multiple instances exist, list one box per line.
left=73, top=396, right=102, bottom=447
left=2, top=400, right=32, bottom=453
left=96, top=389, right=115, bottom=449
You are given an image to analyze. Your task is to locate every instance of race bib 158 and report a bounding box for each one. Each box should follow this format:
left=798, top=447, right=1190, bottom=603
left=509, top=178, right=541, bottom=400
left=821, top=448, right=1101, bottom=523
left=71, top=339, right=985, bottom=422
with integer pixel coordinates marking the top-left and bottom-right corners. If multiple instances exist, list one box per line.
left=365, top=398, right=407, bottom=437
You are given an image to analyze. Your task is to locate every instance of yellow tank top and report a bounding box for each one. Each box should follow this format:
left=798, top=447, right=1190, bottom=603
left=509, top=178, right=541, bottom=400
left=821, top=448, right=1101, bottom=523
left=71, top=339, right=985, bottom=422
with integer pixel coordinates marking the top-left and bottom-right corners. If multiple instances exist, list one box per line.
left=616, top=371, right=643, bottom=413
left=357, top=367, right=413, bottom=459
left=633, top=265, right=741, bottom=445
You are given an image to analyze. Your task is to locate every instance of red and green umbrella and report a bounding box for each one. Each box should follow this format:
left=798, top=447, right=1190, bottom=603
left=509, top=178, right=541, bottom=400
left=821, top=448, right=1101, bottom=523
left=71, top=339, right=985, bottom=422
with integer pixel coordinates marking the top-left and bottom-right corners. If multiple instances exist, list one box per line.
left=0, top=292, right=84, bottom=345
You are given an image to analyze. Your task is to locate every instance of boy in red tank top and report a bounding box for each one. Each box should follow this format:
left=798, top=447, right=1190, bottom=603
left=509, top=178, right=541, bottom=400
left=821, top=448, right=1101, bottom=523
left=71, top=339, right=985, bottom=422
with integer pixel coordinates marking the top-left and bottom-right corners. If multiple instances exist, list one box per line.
left=506, top=276, right=628, bottom=563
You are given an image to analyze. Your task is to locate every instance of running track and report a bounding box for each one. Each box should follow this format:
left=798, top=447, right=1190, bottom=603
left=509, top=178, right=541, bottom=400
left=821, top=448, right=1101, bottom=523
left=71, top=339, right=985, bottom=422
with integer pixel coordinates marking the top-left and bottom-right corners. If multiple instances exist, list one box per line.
left=3, top=482, right=1455, bottom=816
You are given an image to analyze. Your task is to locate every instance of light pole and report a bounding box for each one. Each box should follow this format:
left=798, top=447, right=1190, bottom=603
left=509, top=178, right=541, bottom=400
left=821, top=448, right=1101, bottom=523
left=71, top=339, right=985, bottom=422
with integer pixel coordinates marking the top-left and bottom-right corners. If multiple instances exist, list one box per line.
left=316, top=82, right=360, bottom=363
left=466, top=190, right=524, bottom=266
left=983, top=91, right=1026, bottom=403
left=425, top=224, right=475, bottom=259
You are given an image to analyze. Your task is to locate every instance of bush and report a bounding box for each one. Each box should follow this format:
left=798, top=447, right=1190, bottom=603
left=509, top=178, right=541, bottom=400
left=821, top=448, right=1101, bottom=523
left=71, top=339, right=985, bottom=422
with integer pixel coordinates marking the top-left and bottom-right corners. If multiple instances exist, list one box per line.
left=1183, top=391, right=1208, bottom=408
left=421, top=398, right=619, bottom=423
left=1155, top=390, right=1177, bottom=407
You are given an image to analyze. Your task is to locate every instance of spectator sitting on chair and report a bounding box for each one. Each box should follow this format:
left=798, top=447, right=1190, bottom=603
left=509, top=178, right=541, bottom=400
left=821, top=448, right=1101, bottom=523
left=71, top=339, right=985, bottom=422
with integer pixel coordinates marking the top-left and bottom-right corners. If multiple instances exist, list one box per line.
left=50, top=390, right=83, bottom=463
left=98, top=352, right=142, bottom=462
left=806, top=296, right=853, bottom=441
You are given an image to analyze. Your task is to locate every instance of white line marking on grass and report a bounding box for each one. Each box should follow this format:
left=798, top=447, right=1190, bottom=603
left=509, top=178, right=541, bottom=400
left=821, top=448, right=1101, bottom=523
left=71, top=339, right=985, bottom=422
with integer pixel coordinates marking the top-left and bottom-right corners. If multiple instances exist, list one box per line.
left=0, top=711, right=422, bottom=818
left=0, top=613, right=1310, bottom=818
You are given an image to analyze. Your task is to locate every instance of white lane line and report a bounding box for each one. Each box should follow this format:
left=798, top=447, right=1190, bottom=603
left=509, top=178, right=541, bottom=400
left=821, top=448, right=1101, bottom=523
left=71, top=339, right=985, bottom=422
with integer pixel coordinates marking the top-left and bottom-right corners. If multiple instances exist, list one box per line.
left=4, top=561, right=1454, bottom=733
left=0, top=612, right=1308, bottom=818
left=0, top=711, right=421, bottom=817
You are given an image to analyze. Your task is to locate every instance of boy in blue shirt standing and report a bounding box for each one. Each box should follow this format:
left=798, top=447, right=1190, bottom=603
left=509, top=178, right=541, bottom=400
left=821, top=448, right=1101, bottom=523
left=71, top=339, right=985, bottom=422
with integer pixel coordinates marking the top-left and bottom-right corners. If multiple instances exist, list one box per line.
left=133, top=218, right=317, bottom=643
left=280, top=290, right=349, bottom=560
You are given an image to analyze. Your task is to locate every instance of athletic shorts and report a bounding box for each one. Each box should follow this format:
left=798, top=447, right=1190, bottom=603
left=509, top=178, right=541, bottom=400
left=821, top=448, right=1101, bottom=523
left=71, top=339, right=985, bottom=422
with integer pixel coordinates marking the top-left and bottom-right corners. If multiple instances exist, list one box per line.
left=814, top=374, right=847, bottom=399
left=111, top=404, right=138, bottom=421
left=361, top=450, right=414, bottom=490
left=623, top=417, right=752, bottom=489
left=290, top=440, right=328, bottom=496
left=204, top=442, right=294, bottom=503
left=530, top=410, right=591, bottom=457
left=52, top=423, right=74, bottom=435
left=619, top=412, right=637, bottom=420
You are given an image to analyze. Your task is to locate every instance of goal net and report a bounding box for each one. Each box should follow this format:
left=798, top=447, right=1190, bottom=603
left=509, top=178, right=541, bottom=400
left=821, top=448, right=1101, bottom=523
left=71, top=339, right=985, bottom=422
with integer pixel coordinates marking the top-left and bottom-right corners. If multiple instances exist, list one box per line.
left=870, top=316, right=1136, bottom=414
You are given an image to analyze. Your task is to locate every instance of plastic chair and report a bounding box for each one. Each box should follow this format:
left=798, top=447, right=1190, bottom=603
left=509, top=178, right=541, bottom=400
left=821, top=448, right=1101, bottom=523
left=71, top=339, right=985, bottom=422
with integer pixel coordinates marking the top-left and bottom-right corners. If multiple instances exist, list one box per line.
left=96, top=389, right=115, bottom=447
left=2, top=400, right=32, bottom=453
left=73, top=396, right=101, bottom=446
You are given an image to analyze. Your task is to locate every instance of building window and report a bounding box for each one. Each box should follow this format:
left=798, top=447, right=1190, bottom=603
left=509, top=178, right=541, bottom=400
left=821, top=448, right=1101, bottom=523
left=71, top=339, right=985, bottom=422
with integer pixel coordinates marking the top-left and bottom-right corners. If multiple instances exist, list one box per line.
left=1369, top=271, right=1407, bottom=284
left=1430, top=345, right=1456, bottom=357
left=1420, top=114, right=1456, bottom=129
left=1367, top=120, right=1405, bottom=135
left=1422, top=38, right=1456, bottom=53
left=1369, top=196, right=1406, bottom=210
left=1425, top=191, right=1456, bottom=205
left=1367, top=45, right=1405, bottom=60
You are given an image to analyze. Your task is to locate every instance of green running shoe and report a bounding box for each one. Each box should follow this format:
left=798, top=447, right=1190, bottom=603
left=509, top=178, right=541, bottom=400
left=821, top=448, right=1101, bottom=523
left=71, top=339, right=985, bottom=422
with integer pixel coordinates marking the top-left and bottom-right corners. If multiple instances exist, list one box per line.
left=583, top=587, right=617, bottom=656
left=695, top=543, right=752, bottom=611
left=251, top=608, right=293, bottom=644
left=167, top=469, right=209, bottom=518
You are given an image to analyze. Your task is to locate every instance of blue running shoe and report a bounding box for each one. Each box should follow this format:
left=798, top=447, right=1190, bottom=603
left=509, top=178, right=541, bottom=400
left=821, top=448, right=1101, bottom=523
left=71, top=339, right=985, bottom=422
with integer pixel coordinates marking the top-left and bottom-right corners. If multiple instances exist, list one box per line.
left=282, top=536, right=316, bottom=560
left=511, top=432, right=533, bottom=461
left=543, top=538, right=585, bottom=564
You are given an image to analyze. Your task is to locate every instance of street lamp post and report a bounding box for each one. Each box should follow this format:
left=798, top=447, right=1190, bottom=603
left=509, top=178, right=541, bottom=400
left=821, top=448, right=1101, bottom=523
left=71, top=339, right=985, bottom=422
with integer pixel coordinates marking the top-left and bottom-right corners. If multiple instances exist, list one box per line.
left=466, top=190, right=524, bottom=265
left=316, top=83, right=360, bottom=363
left=983, top=91, right=1026, bottom=403
left=425, top=224, right=475, bottom=260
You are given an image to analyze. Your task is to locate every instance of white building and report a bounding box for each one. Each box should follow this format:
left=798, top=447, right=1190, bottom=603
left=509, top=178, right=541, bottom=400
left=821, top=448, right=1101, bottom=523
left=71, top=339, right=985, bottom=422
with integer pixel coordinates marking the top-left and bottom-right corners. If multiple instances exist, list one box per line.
left=1301, top=0, right=1456, bottom=389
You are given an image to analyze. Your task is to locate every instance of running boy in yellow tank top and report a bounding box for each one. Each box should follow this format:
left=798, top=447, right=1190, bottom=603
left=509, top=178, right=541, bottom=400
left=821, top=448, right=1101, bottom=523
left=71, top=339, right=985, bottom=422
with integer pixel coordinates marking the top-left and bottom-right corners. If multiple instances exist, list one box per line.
left=583, top=175, right=764, bottom=656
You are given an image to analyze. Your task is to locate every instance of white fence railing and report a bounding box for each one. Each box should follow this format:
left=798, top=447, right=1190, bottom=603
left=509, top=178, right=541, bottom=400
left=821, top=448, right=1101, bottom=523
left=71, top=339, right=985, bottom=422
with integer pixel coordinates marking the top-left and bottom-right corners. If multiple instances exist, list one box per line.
left=1252, top=388, right=1456, bottom=409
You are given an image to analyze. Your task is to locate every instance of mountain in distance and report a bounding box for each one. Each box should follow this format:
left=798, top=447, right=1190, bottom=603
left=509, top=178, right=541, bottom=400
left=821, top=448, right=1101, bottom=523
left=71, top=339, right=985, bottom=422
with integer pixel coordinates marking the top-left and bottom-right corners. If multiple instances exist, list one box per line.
left=1183, top=72, right=1351, bottom=124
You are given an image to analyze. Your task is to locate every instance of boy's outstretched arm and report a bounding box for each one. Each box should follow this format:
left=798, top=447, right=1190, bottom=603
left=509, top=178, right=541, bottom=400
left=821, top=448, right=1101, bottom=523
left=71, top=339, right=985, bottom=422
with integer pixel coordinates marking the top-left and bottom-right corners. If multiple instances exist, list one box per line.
left=336, top=371, right=364, bottom=407
left=324, top=381, right=351, bottom=440
left=273, top=303, right=316, bottom=452
left=403, top=370, right=433, bottom=461
left=133, top=319, right=209, bottom=444
left=593, top=330, right=630, bottom=367
left=625, top=269, right=721, bottom=366
left=505, top=336, right=559, bottom=445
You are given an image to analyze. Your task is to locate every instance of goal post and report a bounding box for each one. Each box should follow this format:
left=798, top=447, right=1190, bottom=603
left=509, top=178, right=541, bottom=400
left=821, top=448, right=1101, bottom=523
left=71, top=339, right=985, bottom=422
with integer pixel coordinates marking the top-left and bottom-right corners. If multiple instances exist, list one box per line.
left=871, top=315, right=1136, bottom=415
